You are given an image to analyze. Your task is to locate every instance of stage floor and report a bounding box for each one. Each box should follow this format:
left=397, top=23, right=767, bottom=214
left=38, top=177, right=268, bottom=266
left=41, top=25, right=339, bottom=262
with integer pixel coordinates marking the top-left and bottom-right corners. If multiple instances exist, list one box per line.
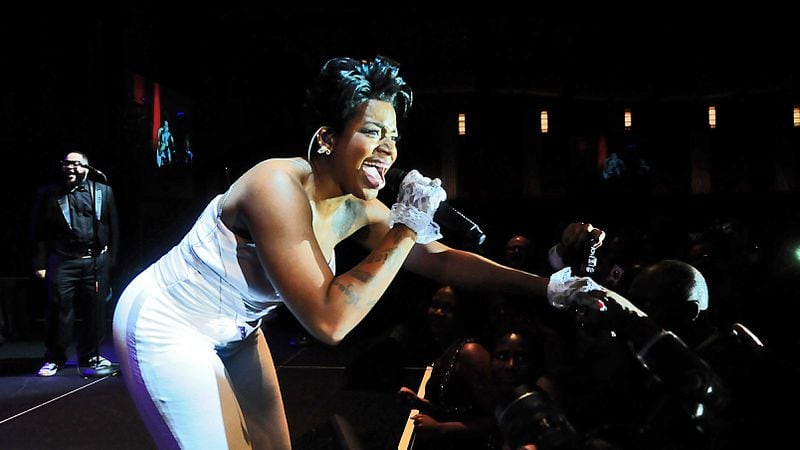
left=0, top=311, right=425, bottom=449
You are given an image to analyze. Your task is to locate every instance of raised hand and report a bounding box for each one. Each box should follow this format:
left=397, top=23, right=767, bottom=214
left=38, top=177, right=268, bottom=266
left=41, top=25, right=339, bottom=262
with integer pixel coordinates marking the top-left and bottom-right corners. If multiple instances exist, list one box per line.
left=388, top=169, right=447, bottom=244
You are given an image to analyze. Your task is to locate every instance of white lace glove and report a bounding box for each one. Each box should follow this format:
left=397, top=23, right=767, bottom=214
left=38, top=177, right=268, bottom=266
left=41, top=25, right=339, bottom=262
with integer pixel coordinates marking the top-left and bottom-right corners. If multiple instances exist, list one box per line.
left=547, top=267, right=647, bottom=317
left=388, top=169, right=446, bottom=244
left=546, top=267, right=608, bottom=311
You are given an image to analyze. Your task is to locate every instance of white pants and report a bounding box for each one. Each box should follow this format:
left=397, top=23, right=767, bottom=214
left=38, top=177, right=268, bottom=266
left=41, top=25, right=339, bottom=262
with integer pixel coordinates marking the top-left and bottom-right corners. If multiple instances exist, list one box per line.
left=113, top=267, right=291, bottom=449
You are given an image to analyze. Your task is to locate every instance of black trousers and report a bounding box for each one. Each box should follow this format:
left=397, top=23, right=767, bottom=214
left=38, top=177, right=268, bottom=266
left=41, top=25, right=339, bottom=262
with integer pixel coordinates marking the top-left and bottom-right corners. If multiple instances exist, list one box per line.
left=44, top=252, right=110, bottom=365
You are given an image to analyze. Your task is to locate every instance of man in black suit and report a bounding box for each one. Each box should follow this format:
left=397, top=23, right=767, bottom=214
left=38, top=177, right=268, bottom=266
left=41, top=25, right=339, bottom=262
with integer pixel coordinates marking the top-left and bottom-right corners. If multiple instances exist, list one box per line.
left=32, top=151, right=118, bottom=376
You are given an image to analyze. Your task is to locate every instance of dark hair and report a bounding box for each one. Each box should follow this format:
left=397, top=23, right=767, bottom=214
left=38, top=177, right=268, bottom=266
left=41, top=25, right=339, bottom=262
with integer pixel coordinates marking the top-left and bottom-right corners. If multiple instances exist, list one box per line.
left=64, top=151, right=89, bottom=165
left=307, top=56, right=413, bottom=134
left=629, top=260, right=700, bottom=310
left=491, top=319, right=540, bottom=352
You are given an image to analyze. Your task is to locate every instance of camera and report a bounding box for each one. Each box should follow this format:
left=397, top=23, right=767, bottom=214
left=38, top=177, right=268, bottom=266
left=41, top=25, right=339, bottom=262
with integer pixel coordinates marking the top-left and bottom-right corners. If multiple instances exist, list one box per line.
left=495, top=384, right=580, bottom=450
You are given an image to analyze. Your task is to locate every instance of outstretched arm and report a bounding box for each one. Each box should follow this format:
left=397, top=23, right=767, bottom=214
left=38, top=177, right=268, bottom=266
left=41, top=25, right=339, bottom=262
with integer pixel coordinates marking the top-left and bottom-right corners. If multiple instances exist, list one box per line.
left=358, top=215, right=549, bottom=299
left=407, top=242, right=549, bottom=297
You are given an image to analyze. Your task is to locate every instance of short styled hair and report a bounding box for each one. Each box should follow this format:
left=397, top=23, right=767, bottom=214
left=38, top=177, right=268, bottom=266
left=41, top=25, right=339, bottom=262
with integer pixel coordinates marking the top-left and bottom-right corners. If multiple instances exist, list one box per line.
left=307, top=56, right=413, bottom=134
left=628, top=259, right=709, bottom=323
left=64, top=151, right=89, bottom=165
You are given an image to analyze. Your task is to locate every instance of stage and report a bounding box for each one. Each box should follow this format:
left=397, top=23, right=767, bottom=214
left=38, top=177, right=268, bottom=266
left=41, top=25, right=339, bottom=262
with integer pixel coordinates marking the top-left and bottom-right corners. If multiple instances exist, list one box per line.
left=0, top=310, right=424, bottom=449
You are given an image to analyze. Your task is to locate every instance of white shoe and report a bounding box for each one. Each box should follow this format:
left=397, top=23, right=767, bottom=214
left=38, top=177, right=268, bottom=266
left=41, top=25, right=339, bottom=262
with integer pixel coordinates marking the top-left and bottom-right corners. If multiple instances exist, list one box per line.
left=38, top=362, right=59, bottom=377
left=85, top=356, right=111, bottom=369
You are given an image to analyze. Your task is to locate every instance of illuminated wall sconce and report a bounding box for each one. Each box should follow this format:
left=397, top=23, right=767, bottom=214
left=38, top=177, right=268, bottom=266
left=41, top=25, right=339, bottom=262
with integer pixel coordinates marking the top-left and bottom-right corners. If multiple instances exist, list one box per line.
left=624, top=107, right=632, bottom=131
left=458, top=113, right=466, bottom=136
left=540, top=110, right=549, bottom=134
left=708, top=105, right=717, bottom=129
left=793, top=105, right=799, bottom=128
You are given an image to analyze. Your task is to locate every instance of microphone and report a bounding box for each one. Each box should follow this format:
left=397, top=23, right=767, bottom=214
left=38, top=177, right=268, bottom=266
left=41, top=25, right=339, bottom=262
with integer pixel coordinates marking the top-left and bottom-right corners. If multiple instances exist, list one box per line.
left=385, top=168, right=486, bottom=247
left=81, top=163, right=108, bottom=182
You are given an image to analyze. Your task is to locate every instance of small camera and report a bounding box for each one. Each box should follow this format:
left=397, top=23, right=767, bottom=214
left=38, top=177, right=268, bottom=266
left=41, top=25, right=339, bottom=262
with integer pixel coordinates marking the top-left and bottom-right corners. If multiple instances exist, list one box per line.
left=495, top=384, right=579, bottom=450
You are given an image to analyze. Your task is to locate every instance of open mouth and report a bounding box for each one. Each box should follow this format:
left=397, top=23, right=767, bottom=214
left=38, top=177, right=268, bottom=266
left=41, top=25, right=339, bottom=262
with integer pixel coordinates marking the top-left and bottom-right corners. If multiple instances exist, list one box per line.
left=361, top=160, right=390, bottom=189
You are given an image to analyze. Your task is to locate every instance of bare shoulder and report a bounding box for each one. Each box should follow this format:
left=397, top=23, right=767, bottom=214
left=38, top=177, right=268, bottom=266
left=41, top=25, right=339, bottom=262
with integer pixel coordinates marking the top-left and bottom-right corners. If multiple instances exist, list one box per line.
left=246, top=157, right=309, bottom=184
left=233, top=158, right=310, bottom=201
left=222, top=157, right=311, bottom=231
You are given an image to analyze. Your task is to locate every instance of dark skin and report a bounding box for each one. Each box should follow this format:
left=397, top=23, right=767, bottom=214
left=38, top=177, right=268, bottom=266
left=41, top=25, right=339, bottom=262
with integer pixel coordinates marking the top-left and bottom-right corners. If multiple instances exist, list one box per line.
left=398, top=288, right=495, bottom=439
left=220, top=100, right=552, bottom=346
left=401, top=341, right=495, bottom=437
left=215, top=97, right=623, bottom=448
left=34, top=152, right=90, bottom=281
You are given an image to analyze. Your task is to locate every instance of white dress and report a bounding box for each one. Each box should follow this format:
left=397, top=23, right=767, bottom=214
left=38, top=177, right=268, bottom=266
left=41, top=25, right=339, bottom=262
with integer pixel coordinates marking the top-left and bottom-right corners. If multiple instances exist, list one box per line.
left=113, top=193, right=335, bottom=449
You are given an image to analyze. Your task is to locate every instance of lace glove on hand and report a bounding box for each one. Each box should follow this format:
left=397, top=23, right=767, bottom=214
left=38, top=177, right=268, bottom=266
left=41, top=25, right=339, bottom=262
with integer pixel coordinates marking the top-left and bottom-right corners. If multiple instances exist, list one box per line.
left=388, top=169, right=446, bottom=244
left=547, top=267, right=608, bottom=311
left=547, top=267, right=647, bottom=318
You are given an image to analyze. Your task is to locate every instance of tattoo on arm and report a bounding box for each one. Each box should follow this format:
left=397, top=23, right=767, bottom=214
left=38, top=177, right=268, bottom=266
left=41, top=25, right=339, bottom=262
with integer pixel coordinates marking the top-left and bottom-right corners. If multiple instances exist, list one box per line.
left=364, top=251, right=390, bottom=264
left=333, top=280, right=361, bottom=305
left=363, top=248, right=405, bottom=266
left=350, top=269, right=373, bottom=283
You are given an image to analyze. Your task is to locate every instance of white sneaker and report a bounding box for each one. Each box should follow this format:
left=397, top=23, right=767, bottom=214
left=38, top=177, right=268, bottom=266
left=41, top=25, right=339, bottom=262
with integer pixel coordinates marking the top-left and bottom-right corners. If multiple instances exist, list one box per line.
left=85, top=356, right=112, bottom=369
left=38, top=362, right=59, bottom=377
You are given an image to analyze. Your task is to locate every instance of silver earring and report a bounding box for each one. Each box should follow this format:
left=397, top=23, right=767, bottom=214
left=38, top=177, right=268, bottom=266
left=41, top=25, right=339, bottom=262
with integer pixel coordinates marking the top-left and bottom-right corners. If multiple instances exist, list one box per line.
left=307, top=126, right=330, bottom=161
left=317, top=146, right=331, bottom=156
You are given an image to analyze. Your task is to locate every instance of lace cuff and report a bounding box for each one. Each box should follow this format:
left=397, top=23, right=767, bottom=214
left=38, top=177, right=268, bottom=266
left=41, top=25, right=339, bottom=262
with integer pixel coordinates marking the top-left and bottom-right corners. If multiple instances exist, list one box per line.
left=546, top=267, right=607, bottom=311
left=388, top=203, right=443, bottom=244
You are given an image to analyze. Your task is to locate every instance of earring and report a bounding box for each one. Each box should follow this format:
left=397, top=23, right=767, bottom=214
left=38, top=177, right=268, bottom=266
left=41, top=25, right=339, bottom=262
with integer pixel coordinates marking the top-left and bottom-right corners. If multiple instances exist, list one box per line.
left=307, top=126, right=331, bottom=161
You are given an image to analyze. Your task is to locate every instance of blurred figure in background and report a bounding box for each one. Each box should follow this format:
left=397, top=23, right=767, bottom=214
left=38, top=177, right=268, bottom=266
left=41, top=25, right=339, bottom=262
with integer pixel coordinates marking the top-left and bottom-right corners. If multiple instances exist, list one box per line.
left=398, top=285, right=498, bottom=449
left=31, top=151, right=118, bottom=376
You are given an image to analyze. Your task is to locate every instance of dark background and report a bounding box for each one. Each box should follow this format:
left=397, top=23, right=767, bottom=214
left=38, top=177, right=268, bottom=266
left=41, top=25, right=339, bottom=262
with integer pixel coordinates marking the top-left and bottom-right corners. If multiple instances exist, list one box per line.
left=2, top=6, right=799, bottom=349
left=2, top=8, right=799, bottom=448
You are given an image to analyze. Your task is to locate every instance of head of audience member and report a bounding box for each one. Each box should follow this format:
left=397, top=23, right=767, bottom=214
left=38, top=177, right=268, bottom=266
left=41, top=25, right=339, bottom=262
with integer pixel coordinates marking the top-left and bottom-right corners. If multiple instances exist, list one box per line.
left=491, top=325, right=543, bottom=396
left=61, top=151, right=89, bottom=187
left=627, top=259, right=709, bottom=334
left=491, top=324, right=579, bottom=450
left=504, top=235, right=532, bottom=270
left=426, top=285, right=466, bottom=345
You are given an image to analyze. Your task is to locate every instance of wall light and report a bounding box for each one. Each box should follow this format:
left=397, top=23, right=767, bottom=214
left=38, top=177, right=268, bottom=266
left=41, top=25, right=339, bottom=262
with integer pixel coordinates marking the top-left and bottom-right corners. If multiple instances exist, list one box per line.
left=624, top=108, right=632, bottom=131
left=708, top=106, right=717, bottom=129
left=540, top=110, right=549, bottom=134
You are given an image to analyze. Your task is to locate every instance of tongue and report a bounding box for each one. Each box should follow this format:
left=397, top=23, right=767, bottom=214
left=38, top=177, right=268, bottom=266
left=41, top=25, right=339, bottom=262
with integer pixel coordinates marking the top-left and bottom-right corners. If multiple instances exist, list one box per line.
left=363, top=165, right=384, bottom=189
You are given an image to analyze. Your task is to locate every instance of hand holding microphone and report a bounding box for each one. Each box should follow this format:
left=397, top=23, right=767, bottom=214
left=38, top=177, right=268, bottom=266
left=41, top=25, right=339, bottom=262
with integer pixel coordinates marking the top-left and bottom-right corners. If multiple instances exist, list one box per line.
left=388, top=169, right=447, bottom=244
left=385, top=168, right=486, bottom=247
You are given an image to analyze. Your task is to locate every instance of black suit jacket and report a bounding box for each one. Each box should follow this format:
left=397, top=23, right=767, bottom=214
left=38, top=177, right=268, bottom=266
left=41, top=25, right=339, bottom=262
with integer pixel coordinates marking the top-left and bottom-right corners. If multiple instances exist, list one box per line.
left=31, top=180, right=119, bottom=270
